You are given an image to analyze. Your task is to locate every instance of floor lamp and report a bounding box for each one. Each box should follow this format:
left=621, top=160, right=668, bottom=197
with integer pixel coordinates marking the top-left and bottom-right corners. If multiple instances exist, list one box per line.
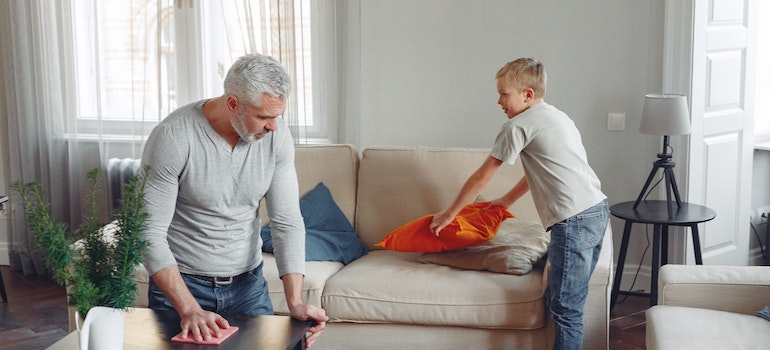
left=633, top=93, right=691, bottom=217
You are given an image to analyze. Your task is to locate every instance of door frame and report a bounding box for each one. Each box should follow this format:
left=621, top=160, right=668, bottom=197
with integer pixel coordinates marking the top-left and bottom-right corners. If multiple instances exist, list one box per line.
left=663, top=0, right=757, bottom=265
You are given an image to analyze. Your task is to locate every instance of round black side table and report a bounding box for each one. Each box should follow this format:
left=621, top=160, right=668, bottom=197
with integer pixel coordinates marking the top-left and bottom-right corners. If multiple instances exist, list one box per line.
left=609, top=200, right=715, bottom=309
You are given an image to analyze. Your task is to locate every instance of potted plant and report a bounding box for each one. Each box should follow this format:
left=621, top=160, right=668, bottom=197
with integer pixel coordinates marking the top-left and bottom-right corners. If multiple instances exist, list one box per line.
left=12, top=166, right=149, bottom=349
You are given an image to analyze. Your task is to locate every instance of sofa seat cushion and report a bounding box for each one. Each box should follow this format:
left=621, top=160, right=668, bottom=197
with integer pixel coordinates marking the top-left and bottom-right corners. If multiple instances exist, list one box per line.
left=262, top=253, right=344, bottom=315
left=321, top=250, right=547, bottom=329
left=646, top=305, right=770, bottom=349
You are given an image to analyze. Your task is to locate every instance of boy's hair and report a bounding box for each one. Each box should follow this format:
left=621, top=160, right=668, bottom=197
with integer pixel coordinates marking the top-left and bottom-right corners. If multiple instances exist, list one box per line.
left=496, top=58, right=547, bottom=99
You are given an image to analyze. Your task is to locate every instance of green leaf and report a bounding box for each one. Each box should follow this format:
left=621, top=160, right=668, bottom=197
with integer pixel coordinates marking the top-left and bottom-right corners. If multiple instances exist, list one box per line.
left=12, top=165, right=150, bottom=317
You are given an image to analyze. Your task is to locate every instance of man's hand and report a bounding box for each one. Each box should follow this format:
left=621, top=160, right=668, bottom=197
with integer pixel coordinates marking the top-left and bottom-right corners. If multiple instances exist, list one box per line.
left=282, top=274, right=328, bottom=347
left=178, top=308, right=231, bottom=342
left=150, top=266, right=231, bottom=342
left=289, top=303, right=328, bottom=348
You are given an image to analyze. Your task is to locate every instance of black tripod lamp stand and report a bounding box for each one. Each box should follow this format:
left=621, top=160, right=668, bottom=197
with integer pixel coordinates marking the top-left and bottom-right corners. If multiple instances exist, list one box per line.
left=633, top=94, right=691, bottom=217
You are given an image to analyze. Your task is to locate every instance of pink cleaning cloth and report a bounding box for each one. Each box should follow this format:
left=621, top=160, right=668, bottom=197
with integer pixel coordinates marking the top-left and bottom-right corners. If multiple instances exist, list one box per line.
left=171, top=326, right=239, bottom=345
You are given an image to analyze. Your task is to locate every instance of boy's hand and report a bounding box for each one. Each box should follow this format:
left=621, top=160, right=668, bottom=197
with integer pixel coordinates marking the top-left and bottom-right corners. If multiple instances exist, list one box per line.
left=429, top=212, right=454, bottom=237
left=485, top=197, right=511, bottom=210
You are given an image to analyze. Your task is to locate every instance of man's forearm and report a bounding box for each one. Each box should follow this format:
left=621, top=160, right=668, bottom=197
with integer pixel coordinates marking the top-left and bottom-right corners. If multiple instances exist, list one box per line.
left=281, top=273, right=306, bottom=312
left=152, top=264, right=202, bottom=316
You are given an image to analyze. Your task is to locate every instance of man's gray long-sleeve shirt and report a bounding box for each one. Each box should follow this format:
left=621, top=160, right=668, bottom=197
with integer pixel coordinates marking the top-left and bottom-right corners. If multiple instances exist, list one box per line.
left=140, top=100, right=305, bottom=278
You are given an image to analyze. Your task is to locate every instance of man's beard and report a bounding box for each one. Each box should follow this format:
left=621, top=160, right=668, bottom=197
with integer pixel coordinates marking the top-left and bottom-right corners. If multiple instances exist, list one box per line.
left=230, top=111, right=267, bottom=143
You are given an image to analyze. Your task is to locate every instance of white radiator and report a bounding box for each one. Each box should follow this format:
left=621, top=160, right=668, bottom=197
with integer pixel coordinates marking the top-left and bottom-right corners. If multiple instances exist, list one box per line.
left=105, top=158, right=142, bottom=210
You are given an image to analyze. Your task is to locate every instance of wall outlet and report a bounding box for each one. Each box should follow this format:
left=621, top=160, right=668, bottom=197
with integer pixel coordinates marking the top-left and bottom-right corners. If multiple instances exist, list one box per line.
left=756, top=205, right=770, bottom=225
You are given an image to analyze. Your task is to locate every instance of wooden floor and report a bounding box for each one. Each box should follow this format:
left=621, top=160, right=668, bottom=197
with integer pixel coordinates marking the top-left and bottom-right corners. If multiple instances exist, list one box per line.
left=0, top=266, right=68, bottom=350
left=609, top=294, right=648, bottom=350
left=0, top=265, right=647, bottom=349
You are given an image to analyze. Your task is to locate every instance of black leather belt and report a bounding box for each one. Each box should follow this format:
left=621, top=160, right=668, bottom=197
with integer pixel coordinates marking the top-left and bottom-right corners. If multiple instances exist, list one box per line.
left=186, top=271, right=250, bottom=286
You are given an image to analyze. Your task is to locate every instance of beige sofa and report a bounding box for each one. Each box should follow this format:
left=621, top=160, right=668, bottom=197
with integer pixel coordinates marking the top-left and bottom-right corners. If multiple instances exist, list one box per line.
left=71, top=144, right=614, bottom=349
left=646, top=264, right=770, bottom=349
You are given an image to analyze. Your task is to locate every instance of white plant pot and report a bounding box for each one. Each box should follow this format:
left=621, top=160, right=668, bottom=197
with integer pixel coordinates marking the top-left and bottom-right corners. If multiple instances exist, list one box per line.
left=75, top=306, right=125, bottom=350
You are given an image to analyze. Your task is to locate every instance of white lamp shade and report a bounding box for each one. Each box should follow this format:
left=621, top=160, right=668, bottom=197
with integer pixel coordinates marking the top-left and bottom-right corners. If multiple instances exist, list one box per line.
left=639, top=93, right=691, bottom=135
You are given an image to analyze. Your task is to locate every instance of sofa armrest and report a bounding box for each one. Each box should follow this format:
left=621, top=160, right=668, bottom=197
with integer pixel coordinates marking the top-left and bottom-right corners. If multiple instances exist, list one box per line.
left=657, top=264, right=770, bottom=315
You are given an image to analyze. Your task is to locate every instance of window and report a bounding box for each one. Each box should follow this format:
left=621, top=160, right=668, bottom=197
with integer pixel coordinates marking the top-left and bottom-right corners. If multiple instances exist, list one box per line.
left=70, top=0, right=322, bottom=141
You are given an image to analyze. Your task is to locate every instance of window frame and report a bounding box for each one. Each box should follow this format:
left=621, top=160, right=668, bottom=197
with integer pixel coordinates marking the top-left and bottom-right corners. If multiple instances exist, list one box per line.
left=68, top=0, right=333, bottom=143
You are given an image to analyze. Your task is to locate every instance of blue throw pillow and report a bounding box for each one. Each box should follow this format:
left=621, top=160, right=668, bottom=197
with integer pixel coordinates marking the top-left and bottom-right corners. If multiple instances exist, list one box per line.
left=756, top=305, right=770, bottom=321
left=261, top=182, right=368, bottom=264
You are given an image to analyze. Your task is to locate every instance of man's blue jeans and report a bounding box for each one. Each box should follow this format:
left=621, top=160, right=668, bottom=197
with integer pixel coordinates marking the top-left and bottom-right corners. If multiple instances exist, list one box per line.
left=547, top=200, right=609, bottom=350
left=148, top=262, right=274, bottom=316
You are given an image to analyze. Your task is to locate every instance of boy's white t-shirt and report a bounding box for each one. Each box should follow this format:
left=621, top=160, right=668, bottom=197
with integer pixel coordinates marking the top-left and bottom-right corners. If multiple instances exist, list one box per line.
left=491, top=101, right=606, bottom=229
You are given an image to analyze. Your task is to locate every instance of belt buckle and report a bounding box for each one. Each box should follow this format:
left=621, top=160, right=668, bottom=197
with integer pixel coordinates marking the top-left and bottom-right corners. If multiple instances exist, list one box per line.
left=214, top=276, right=233, bottom=285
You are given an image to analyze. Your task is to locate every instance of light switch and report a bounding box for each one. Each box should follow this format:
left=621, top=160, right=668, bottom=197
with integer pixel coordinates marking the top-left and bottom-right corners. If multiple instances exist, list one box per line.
left=607, top=113, right=626, bottom=131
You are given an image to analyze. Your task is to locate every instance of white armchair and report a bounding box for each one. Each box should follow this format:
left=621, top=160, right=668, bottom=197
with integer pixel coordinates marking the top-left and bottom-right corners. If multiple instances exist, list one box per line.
left=645, top=264, right=770, bottom=349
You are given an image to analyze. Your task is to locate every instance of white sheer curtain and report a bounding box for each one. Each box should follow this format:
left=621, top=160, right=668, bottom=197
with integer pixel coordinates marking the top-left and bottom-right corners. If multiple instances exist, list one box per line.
left=218, top=0, right=313, bottom=143
left=1, top=0, right=82, bottom=276
left=0, top=0, right=317, bottom=275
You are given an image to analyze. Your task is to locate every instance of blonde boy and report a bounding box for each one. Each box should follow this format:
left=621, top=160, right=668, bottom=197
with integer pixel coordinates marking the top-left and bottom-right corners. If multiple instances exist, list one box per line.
left=430, top=58, right=608, bottom=350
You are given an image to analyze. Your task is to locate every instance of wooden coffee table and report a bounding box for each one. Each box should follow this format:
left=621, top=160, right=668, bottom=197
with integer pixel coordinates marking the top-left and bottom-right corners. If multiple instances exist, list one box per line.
left=47, top=308, right=312, bottom=349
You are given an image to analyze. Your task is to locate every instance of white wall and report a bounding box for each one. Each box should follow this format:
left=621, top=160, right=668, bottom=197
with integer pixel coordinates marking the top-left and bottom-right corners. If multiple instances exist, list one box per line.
left=0, top=147, right=7, bottom=266
left=0, top=50, right=8, bottom=265
left=338, top=0, right=667, bottom=289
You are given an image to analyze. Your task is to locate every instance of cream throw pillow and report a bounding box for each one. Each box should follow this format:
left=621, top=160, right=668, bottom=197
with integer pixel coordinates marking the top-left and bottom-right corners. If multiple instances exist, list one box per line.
left=418, top=218, right=549, bottom=275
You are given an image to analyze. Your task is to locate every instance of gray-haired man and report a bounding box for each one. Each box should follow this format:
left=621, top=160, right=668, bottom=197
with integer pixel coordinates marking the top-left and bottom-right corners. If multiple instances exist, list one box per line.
left=141, top=54, right=327, bottom=346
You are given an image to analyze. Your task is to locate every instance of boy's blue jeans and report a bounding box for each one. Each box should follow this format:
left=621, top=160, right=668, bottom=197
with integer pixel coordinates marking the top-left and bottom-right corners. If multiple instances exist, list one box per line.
left=148, top=262, right=274, bottom=316
left=547, top=200, right=609, bottom=350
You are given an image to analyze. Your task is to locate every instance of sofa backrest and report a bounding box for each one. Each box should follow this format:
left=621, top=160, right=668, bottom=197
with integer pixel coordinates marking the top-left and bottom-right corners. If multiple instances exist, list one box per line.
left=259, top=144, right=360, bottom=227
left=355, top=146, right=537, bottom=249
